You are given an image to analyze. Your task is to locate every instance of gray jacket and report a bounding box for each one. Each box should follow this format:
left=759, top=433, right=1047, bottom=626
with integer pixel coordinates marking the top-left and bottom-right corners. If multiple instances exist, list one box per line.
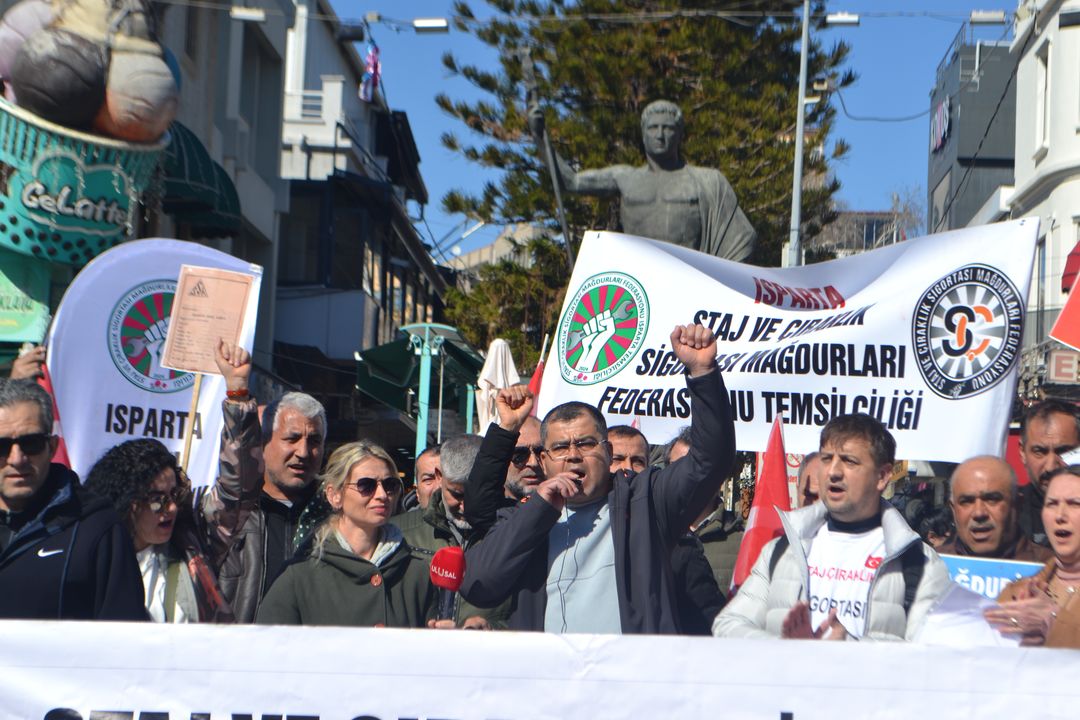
left=712, top=501, right=952, bottom=641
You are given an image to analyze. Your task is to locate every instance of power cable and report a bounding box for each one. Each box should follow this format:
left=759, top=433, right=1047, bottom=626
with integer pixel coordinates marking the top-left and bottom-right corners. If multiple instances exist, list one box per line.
left=832, top=21, right=1012, bottom=123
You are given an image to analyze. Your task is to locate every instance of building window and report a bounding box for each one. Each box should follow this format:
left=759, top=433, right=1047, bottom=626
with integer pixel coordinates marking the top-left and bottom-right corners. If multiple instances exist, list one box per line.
left=405, top=277, right=415, bottom=324
left=1035, top=40, right=1051, bottom=159
left=279, top=194, right=321, bottom=283
left=240, top=26, right=283, bottom=180
left=363, top=243, right=375, bottom=296
left=391, top=268, right=403, bottom=328
left=931, top=172, right=950, bottom=233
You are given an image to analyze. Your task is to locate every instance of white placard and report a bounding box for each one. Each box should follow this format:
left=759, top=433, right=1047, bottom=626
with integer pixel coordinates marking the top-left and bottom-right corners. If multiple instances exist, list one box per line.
left=0, top=620, right=1078, bottom=720
left=537, top=219, right=1038, bottom=461
left=46, top=238, right=262, bottom=485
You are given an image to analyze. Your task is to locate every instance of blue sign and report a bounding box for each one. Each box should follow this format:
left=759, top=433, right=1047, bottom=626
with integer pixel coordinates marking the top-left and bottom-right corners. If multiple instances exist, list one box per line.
left=941, top=554, right=1043, bottom=600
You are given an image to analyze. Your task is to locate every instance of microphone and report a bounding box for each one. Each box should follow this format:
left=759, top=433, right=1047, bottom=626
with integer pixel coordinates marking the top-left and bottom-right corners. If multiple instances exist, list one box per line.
left=429, top=546, right=466, bottom=622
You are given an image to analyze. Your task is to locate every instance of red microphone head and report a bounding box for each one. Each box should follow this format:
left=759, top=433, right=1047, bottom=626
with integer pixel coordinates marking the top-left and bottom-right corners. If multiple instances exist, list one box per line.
left=430, top=546, right=465, bottom=592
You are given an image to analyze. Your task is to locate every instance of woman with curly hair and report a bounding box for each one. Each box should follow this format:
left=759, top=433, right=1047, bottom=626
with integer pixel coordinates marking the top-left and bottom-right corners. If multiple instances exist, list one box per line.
left=85, top=436, right=233, bottom=623
left=256, top=440, right=438, bottom=627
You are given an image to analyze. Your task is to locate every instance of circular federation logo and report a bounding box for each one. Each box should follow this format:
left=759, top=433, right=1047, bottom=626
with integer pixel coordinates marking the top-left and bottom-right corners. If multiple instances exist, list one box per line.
left=912, top=264, right=1023, bottom=399
left=107, top=280, right=194, bottom=393
left=557, top=272, right=649, bottom=386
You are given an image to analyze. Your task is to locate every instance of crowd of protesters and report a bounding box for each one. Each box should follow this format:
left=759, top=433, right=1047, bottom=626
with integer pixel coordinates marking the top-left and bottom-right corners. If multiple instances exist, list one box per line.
left=1, top=324, right=1079, bottom=648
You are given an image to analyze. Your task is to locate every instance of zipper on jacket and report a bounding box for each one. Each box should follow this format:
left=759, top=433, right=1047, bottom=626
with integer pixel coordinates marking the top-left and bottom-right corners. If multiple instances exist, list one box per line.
left=860, top=538, right=917, bottom=637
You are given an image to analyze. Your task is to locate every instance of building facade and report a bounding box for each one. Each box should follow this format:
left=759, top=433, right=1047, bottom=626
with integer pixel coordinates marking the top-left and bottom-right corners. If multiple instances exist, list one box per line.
left=926, top=22, right=1016, bottom=234
left=275, top=0, right=454, bottom=448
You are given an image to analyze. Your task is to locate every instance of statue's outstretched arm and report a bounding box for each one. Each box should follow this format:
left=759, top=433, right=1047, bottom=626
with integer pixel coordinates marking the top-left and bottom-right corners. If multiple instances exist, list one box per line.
left=528, top=104, right=619, bottom=196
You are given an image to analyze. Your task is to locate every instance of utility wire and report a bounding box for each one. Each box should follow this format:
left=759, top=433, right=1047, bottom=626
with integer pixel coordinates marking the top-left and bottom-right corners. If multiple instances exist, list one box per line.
left=832, top=21, right=1012, bottom=123
left=145, top=0, right=1010, bottom=30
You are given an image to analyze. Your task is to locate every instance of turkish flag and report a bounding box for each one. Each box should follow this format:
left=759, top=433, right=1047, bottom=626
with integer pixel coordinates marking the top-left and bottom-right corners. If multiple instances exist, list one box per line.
left=527, top=335, right=550, bottom=417
left=526, top=358, right=544, bottom=417
left=1051, top=282, right=1080, bottom=351
left=731, top=414, right=791, bottom=591
left=38, top=364, right=71, bottom=468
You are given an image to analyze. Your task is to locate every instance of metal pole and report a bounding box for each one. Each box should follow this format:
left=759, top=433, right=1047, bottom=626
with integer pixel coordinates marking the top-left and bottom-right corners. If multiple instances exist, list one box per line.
left=465, top=384, right=475, bottom=434
left=786, top=0, right=811, bottom=269
left=413, top=330, right=432, bottom=458
left=436, top=351, right=445, bottom=442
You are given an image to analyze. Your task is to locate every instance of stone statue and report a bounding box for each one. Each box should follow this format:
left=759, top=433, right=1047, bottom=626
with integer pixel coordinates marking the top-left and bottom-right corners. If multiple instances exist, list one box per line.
left=529, top=100, right=757, bottom=262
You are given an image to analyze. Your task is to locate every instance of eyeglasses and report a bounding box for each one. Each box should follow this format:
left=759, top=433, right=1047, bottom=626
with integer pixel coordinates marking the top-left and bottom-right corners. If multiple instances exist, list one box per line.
left=139, top=486, right=190, bottom=513
left=511, top=444, right=544, bottom=468
left=353, top=476, right=403, bottom=497
left=544, top=437, right=605, bottom=460
left=0, top=432, right=51, bottom=458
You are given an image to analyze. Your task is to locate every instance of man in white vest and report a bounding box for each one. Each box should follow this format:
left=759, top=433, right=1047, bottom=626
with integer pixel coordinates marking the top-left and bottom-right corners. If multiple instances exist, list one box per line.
left=713, top=413, right=951, bottom=641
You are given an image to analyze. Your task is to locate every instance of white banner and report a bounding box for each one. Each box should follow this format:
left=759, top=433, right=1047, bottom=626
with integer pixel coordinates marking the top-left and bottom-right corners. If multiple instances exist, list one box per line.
left=537, top=220, right=1038, bottom=461
left=0, top=620, right=1078, bottom=719
left=47, top=239, right=262, bottom=485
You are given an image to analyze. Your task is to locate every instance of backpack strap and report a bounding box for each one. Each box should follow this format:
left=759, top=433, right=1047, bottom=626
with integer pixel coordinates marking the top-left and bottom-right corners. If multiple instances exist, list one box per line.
left=768, top=535, right=790, bottom=579
left=900, top=542, right=926, bottom=616
left=164, top=558, right=182, bottom=623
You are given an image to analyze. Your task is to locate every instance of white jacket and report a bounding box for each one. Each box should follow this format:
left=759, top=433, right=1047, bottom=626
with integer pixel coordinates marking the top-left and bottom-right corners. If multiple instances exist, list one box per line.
left=712, top=501, right=952, bottom=641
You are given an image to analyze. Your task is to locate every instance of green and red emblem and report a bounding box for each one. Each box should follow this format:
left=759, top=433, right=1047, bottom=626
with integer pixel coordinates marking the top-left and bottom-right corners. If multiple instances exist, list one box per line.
left=557, top=272, right=649, bottom=386
left=107, top=280, right=193, bottom=393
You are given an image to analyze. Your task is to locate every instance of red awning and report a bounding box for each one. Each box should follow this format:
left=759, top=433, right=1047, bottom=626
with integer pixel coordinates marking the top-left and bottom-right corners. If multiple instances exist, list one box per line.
left=1064, top=241, right=1080, bottom=293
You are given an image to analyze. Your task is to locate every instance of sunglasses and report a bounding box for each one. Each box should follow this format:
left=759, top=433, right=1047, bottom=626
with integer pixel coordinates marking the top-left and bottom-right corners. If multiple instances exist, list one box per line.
left=510, top=444, right=544, bottom=469
left=139, top=486, right=190, bottom=514
left=353, top=476, right=403, bottom=497
left=0, top=432, right=51, bottom=458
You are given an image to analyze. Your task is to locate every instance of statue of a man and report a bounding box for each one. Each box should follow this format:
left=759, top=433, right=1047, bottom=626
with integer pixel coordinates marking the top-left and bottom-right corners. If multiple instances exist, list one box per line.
left=530, top=100, right=756, bottom=262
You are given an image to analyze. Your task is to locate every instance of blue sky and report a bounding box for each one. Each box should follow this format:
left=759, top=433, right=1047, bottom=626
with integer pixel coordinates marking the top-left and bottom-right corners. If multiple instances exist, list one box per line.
left=336, top=1, right=1013, bottom=254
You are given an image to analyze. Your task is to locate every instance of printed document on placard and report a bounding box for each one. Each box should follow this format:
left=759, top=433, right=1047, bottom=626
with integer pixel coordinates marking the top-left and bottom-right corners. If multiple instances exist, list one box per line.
left=161, top=265, right=254, bottom=374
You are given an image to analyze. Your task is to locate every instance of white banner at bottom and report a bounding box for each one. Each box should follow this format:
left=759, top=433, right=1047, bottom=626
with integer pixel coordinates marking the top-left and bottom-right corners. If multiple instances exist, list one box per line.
left=2, top=620, right=1078, bottom=720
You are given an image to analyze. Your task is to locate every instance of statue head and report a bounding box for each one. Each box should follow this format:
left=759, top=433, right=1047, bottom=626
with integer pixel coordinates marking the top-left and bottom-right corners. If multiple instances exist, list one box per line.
left=640, top=100, right=683, bottom=167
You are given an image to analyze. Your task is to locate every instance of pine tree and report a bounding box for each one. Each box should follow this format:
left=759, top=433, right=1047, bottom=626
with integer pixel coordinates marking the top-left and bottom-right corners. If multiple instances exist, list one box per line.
left=445, top=234, right=569, bottom=369
left=440, top=1, right=854, bottom=356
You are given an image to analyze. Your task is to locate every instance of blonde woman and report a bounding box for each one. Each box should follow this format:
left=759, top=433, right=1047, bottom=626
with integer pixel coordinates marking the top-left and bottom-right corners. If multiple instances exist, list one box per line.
left=256, top=441, right=438, bottom=627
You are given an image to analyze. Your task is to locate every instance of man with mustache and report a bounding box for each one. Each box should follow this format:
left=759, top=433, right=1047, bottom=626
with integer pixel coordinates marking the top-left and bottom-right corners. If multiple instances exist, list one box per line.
left=938, top=456, right=1051, bottom=562
left=395, top=434, right=509, bottom=629
left=713, top=413, right=951, bottom=641
left=461, top=323, right=734, bottom=633
left=202, top=391, right=327, bottom=623
left=1018, top=400, right=1080, bottom=547
left=505, top=416, right=544, bottom=502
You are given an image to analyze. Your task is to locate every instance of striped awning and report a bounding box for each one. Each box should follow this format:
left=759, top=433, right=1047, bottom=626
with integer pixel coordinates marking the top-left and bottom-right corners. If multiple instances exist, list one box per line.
left=161, top=123, right=241, bottom=237
left=162, top=122, right=218, bottom=212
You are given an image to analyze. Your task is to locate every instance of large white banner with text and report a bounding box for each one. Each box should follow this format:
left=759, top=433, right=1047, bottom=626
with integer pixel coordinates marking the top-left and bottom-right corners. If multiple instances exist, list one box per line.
left=537, top=220, right=1038, bottom=461
left=47, top=239, right=262, bottom=485
left=0, top=621, right=1078, bottom=719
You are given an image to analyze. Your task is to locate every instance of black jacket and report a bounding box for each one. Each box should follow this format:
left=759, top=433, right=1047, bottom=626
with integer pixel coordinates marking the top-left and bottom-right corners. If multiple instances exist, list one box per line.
left=1017, top=482, right=1050, bottom=548
left=460, top=370, right=734, bottom=633
left=0, top=464, right=146, bottom=620
left=672, top=532, right=727, bottom=635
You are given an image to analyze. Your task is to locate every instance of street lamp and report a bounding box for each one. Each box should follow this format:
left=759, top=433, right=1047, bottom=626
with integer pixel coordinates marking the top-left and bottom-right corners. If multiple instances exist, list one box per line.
left=364, top=12, right=451, bottom=34
left=785, top=4, right=860, bottom=268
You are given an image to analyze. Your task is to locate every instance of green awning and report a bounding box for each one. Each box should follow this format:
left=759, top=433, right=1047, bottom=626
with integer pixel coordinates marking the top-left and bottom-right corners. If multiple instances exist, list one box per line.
left=355, top=326, right=483, bottom=415
left=186, top=162, right=241, bottom=237
left=161, top=122, right=241, bottom=237
left=162, top=122, right=218, bottom=212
